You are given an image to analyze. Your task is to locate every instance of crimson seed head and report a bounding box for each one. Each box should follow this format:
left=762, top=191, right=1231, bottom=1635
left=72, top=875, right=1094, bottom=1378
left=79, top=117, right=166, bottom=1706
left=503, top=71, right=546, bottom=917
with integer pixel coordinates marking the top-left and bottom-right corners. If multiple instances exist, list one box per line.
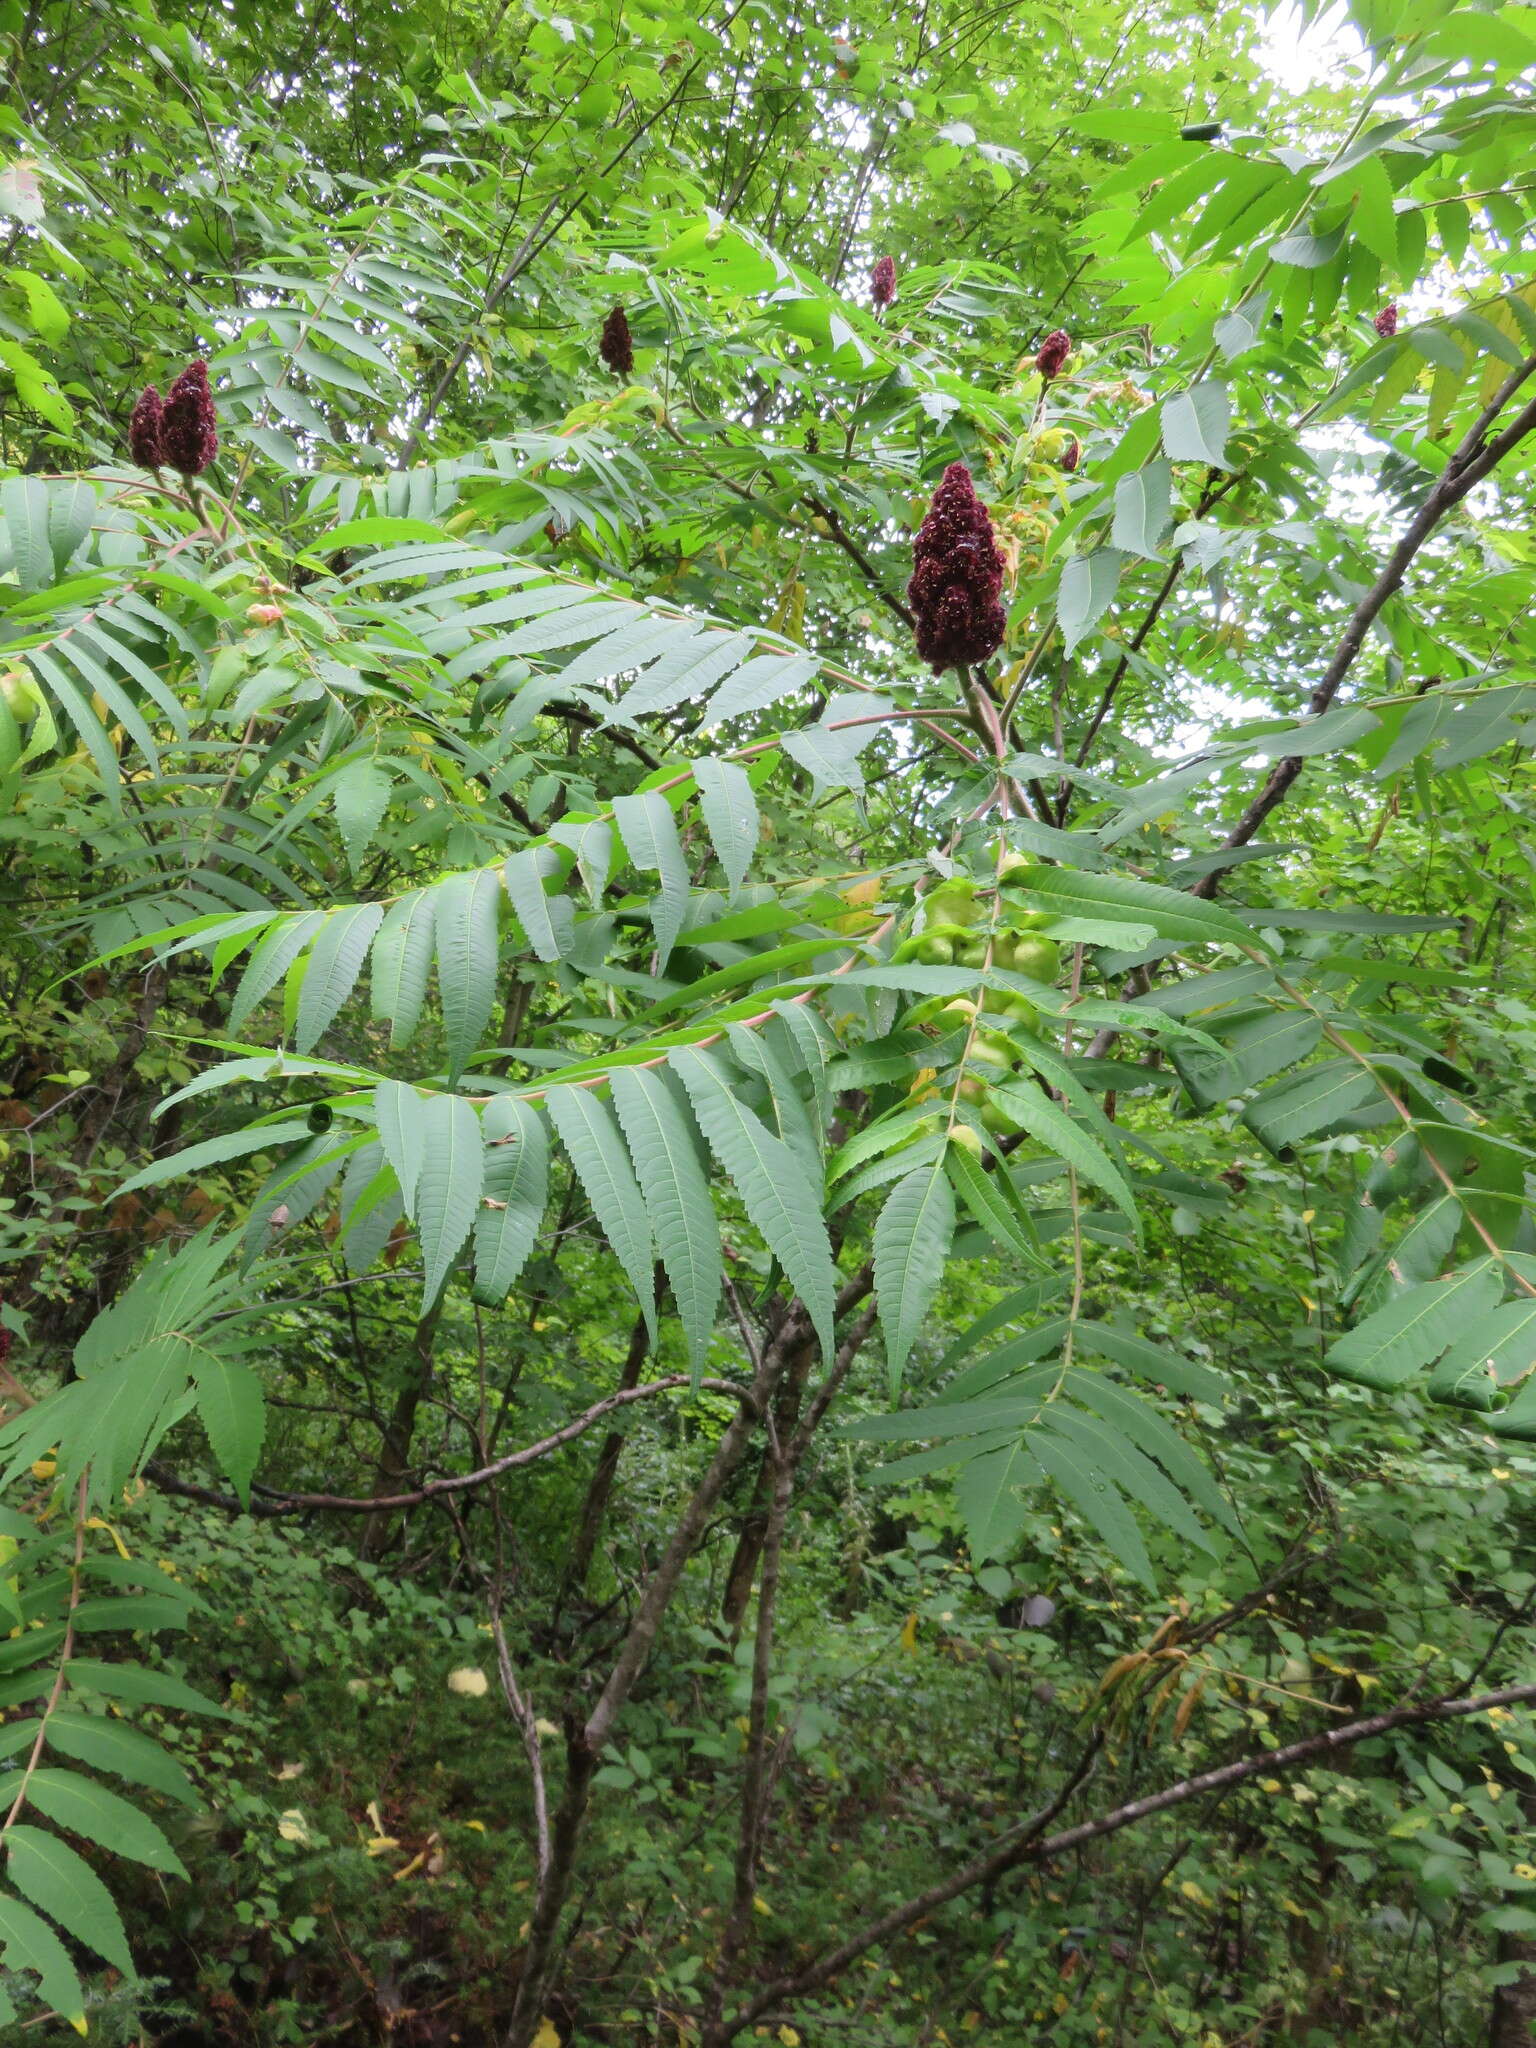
left=1061, top=435, right=1081, bottom=475
left=129, top=384, right=164, bottom=470
left=1374, top=302, right=1399, bottom=338
left=907, top=462, right=1008, bottom=674
left=1035, top=328, right=1071, bottom=380
left=871, top=255, right=897, bottom=309
left=599, top=304, right=634, bottom=377
left=159, top=359, right=218, bottom=478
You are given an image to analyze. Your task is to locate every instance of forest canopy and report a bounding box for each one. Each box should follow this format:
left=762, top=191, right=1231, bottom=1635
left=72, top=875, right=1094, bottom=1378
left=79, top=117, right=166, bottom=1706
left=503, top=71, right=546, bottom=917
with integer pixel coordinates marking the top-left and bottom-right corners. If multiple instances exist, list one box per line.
left=2, top=0, right=1536, bottom=2041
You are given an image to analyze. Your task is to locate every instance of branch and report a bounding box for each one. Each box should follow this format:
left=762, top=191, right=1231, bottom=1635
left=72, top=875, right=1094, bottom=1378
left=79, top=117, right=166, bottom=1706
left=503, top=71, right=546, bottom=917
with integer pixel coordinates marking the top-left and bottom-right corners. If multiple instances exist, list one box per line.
left=1193, top=353, right=1536, bottom=896
left=146, top=1374, right=755, bottom=1518
left=723, top=1675, right=1536, bottom=2038
left=802, top=494, right=915, bottom=629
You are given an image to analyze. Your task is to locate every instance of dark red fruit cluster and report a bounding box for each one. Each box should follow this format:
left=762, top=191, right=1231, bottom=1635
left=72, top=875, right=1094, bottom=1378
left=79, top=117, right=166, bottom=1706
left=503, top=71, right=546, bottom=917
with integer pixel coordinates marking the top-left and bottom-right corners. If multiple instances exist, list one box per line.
left=1035, top=328, right=1071, bottom=379
left=599, top=304, right=634, bottom=376
left=871, top=255, right=897, bottom=309
left=1061, top=435, right=1081, bottom=474
left=1374, top=302, right=1399, bottom=338
left=129, top=359, right=218, bottom=477
left=907, top=463, right=1008, bottom=674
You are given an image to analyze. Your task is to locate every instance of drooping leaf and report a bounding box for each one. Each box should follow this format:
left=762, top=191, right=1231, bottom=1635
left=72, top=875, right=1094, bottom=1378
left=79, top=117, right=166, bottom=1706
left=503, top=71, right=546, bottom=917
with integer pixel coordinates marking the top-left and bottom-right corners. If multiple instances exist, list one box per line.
left=691, top=757, right=758, bottom=899
left=1326, top=1263, right=1503, bottom=1391
left=874, top=1162, right=956, bottom=1397
left=414, top=1092, right=485, bottom=1307
left=672, top=1047, right=837, bottom=1358
left=433, top=868, right=503, bottom=1080
left=544, top=1085, right=656, bottom=1337
left=472, top=1094, right=549, bottom=1305
left=609, top=1065, right=720, bottom=1376
left=6, top=1826, right=133, bottom=1974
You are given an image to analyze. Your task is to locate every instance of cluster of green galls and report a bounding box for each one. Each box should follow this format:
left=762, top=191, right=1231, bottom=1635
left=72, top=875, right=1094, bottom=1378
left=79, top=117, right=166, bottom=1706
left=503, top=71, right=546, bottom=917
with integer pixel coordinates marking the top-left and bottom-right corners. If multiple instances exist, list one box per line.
left=890, top=857, right=1065, bottom=1139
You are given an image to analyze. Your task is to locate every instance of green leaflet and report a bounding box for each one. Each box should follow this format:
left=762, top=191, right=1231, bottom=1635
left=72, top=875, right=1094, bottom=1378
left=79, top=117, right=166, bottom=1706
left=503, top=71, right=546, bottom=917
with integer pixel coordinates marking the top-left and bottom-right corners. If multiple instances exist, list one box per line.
left=375, top=1079, right=428, bottom=1215
left=987, top=1080, right=1140, bottom=1232
left=5, top=1825, right=133, bottom=1974
left=547, top=818, right=614, bottom=905
left=113, top=1119, right=315, bottom=1195
left=609, top=1065, right=720, bottom=1377
left=1068, top=1323, right=1227, bottom=1405
left=337, top=1144, right=403, bottom=1276
left=934, top=1279, right=1070, bottom=1373
left=229, top=911, right=326, bottom=1032
left=1173, top=1008, right=1323, bottom=1107
left=370, top=889, right=437, bottom=1047
left=415, top=1092, right=485, bottom=1308
left=1045, top=1404, right=1214, bottom=1555
left=613, top=790, right=690, bottom=972
left=1111, top=459, right=1172, bottom=559
left=43, top=1713, right=198, bottom=1807
left=472, top=1094, right=549, bottom=1305
left=1055, top=549, right=1122, bottom=653
left=691, top=756, right=758, bottom=899
left=188, top=1351, right=265, bottom=1507
left=725, top=1018, right=822, bottom=1182
left=433, top=868, right=502, bottom=1079
left=1242, top=1059, right=1382, bottom=1151
left=2, top=1769, right=186, bottom=1874
left=1031, top=1429, right=1155, bottom=1588
left=0, top=1891, right=84, bottom=2027
left=503, top=847, right=574, bottom=963
left=544, top=1085, right=656, bottom=1338
left=994, top=863, right=1263, bottom=956
left=954, top=1438, right=1041, bottom=1560
left=945, top=1141, right=1047, bottom=1270
left=672, top=1046, right=837, bottom=1359
left=1161, top=379, right=1231, bottom=467
left=1426, top=1299, right=1536, bottom=1409
left=294, top=901, right=383, bottom=1052
left=1326, top=1262, right=1503, bottom=1390
left=64, top=1659, right=237, bottom=1720
left=874, top=1161, right=956, bottom=1397
left=329, top=757, right=393, bottom=879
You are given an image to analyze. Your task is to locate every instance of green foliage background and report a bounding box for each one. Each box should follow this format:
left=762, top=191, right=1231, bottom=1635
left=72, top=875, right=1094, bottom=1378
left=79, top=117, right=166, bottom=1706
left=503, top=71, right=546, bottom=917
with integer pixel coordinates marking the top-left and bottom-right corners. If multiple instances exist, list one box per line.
left=1, top=0, right=1536, bottom=2040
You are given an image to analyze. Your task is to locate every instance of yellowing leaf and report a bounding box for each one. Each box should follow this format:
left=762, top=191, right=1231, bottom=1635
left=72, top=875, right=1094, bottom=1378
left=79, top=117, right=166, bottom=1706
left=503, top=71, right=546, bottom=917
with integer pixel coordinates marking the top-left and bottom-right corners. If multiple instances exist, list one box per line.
left=899, top=1612, right=918, bottom=1653
left=778, top=2028, right=802, bottom=2046
left=84, top=1516, right=131, bottom=1559
left=277, top=1810, right=311, bottom=1844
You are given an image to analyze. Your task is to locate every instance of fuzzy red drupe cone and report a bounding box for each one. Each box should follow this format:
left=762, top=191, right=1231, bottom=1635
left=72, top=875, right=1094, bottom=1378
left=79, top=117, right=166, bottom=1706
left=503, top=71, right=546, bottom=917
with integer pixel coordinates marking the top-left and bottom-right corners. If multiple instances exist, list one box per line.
left=871, top=255, right=897, bottom=309
left=128, top=384, right=164, bottom=469
left=599, top=304, right=634, bottom=377
left=159, top=359, right=218, bottom=478
left=907, top=462, right=1008, bottom=674
left=1374, top=302, right=1399, bottom=338
left=1035, top=328, right=1071, bottom=380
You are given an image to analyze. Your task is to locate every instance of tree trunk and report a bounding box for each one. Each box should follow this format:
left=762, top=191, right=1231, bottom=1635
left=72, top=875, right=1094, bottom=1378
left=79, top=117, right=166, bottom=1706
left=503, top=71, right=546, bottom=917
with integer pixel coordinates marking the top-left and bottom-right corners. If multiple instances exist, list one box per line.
left=560, top=1302, right=653, bottom=1601
left=359, top=1301, right=442, bottom=1558
left=1490, top=1936, right=1536, bottom=2047
left=719, top=1339, right=813, bottom=1633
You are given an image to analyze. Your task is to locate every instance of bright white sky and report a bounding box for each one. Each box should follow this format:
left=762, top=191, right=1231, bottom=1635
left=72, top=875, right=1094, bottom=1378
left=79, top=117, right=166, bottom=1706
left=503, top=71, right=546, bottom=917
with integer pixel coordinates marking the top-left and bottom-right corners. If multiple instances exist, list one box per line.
left=1257, top=0, right=1367, bottom=92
